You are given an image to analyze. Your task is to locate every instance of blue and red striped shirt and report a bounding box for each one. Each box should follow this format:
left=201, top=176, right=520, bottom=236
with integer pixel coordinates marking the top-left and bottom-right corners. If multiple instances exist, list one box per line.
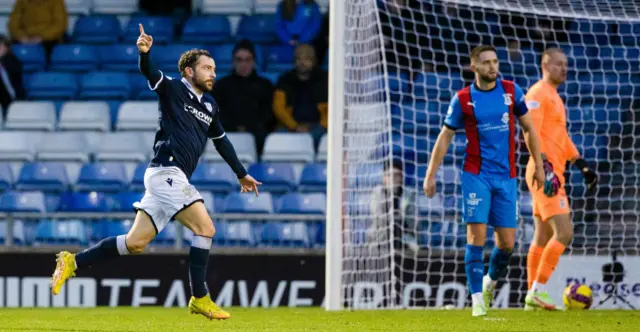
left=443, top=80, right=528, bottom=180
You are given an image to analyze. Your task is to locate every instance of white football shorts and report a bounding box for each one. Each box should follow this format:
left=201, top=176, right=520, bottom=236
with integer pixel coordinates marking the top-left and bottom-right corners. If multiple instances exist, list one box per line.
left=133, top=166, right=203, bottom=234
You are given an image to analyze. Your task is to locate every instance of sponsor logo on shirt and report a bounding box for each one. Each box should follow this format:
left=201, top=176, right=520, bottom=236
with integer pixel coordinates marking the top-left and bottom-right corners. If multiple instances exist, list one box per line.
left=184, top=104, right=212, bottom=126
left=501, top=112, right=510, bottom=124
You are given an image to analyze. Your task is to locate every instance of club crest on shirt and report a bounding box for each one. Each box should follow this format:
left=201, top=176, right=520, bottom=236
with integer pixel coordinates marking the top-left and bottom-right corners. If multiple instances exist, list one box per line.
left=503, top=93, right=513, bottom=106
left=501, top=112, right=509, bottom=124
left=204, top=102, right=213, bottom=112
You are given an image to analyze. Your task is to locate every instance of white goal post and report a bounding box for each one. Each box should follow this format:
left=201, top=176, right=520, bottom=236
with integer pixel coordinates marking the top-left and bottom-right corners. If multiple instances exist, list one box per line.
left=326, top=0, right=640, bottom=310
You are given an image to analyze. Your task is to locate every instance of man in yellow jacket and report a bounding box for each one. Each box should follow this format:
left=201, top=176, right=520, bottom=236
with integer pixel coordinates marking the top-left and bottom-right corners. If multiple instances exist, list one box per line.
left=8, top=0, right=68, bottom=61
left=272, top=44, right=328, bottom=149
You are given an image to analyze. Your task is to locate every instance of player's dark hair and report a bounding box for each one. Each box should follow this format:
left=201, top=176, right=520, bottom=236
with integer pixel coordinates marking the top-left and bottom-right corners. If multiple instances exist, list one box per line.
left=470, top=45, right=497, bottom=62
left=178, top=49, right=213, bottom=77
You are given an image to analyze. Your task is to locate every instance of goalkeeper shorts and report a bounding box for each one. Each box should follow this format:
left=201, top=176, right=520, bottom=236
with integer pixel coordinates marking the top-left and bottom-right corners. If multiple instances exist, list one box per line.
left=133, top=166, right=204, bottom=234
left=526, top=177, right=571, bottom=222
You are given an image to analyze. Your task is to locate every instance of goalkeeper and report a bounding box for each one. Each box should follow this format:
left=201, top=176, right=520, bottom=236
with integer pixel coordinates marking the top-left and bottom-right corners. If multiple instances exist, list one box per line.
left=423, top=45, right=546, bottom=317
left=524, top=48, right=598, bottom=311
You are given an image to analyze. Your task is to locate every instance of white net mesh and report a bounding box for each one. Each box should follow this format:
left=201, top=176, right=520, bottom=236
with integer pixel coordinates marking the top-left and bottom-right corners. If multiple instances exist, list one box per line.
left=336, top=0, right=640, bottom=309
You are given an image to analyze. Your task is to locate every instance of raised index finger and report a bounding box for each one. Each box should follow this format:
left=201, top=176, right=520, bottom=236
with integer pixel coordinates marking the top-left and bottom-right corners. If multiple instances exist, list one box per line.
left=139, top=23, right=145, bottom=35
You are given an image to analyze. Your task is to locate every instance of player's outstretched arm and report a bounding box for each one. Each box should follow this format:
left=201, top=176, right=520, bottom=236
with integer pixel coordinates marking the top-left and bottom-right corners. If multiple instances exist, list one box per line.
left=423, top=126, right=455, bottom=198
left=136, top=24, right=162, bottom=88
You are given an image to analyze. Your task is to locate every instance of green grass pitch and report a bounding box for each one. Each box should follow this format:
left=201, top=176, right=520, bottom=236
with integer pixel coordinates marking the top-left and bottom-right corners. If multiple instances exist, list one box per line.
left=0, top=307, right=637, bottom=332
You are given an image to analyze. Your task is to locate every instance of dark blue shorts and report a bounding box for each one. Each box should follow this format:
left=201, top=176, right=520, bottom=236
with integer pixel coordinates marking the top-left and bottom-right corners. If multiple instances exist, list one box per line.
left=460, top=171, right=518, bottom=229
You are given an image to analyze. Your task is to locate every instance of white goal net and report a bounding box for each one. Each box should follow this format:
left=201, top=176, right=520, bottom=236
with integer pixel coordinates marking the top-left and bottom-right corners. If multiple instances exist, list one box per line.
left=327, top=0, right=640, bottom=310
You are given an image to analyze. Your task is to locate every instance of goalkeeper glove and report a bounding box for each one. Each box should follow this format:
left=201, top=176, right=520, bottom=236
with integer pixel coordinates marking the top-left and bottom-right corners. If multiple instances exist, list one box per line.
left=574, top=158, right=598, bottom=192
left=543, top=159, right=560, bottom=197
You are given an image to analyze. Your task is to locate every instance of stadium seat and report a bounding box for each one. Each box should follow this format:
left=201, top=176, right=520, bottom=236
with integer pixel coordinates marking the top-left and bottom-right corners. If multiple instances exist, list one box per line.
left=413, top=72, right=464, bottom=101
left=213, top=221, right=255, bottom=247
left=100, top=44, right=141, bottom=71
left=110, top=191, right=143, bottom=212
left=65, top=0, right=91, bottom=14
left=34, top=220, right=87, bottom=245
left=152, top=222, right=177, bottom=246
left=182, top=16, right=231, bottom=43
left=298, top=163, right=326, bottom=193
left=92, top=0, right=138, bottom=15
left=0, top=163, right=14, bottom=192
left=261, top=71, right=280, bottom=85
left=102, top=219, right=133, bottom=238
left=437, top=166, right=460, bottom=195
left=277, top=193, right=326, bottom=215
left=313, top=222, right=325, bottom=248
left=254, top=0, right=280, bottom=14
left=152, top=44, right=203, bottom=72
left=16, top=162, right=69, bottom=192
left=72, top=15, right=120, bottom=43
left=519, top=191, right=533, bottom=218
left=236, top=15, right=278, bottom=43
left=4, top=101, right=56, bottom=131
left=0, top=132, right=39, bottom=161
left=130, top=72, right=158, bottom=100
left=58, top=192, right=108, bottom=212
left=208, top=44, right=236, bottom=73
left=95, top=132, right=147, bottom=162
left=417, top=194, right=445, bottom=217
left=12, top=44, right=46, bottom=72
left=50, top=44, right=99, bottom=72
left=75, top=162, right=128, bottom=192
left=122, top=16, right=174, bottom=44
left=0, top=220, right=26, bottom=245
left=190, top=162, right=240, bottom=193
left=116, top=101, right=158, bottom=131
left=0, top=190, right=46, bottom=213
left=36, top=132, right=90, bottom=162
left=264, top=45, right=295, bottom=72
left=571, top=134, right=608, bottom=160
left=130, top=162, right=147, bottom=191
left=223, top=192, right=273, bottom=214
left=58, top=101, right=111, bottom=132
left=261, top=133, right=315, bottom=163
left=26, top=72, right=78, bottom=100
left=247, top=163, right=297, bottom=193
left=199, top=0, right=252, bottom=14
left=316, top=134, right=327, bottom=162
left=80, top=72, right=131, bottom=100
left=203, top=132, right=257, bottom=164
left=260, top=221, right=310, bottom=248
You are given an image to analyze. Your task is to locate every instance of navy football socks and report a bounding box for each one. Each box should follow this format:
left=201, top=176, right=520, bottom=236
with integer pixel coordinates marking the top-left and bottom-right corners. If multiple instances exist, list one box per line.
left=189, top=235, right=212, bottom=298
left=488, top=247, right=512, bottom=281
left=75, top=235, right=130, bottom=269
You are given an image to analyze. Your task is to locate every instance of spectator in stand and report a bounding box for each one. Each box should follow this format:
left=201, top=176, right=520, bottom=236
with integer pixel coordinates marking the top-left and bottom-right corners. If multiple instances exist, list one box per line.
left=273, top=44, right=328, bottom=149
left=276, top=0, right=322, bottom=47
left=369, top=159, right=418, bottom=252
left=212, top=40, right=275, bottom=156
left=0, top=35, right=25, bottom=118
left=8, top=0, right=67, bottom=62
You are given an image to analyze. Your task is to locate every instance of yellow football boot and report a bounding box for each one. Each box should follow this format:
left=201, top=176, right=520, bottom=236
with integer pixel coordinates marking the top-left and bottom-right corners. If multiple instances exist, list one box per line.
left=51, top=251, right=76, bottom=295
left=188, top=294, right=231, bottom=320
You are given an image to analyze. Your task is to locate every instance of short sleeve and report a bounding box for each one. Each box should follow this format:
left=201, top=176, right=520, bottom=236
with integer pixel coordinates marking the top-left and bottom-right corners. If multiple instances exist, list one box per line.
left=513, top=83, right=529, bottom=117
left=443, top=93, right=463, bottom=130
left=208, top=113, right=226, bottom=139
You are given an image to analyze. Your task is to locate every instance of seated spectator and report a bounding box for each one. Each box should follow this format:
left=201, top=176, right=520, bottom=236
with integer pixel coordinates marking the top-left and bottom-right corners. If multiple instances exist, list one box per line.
left=212, top=40, right=275, bottom=156
left=369, top=159, right=418, bottom=252
left=276, top=0, right=322, bottom=46
left=8, top=0, right=67, bottom=62
left=272, top=44, right=328, bottom=149
left=0, top=35, right=25, bottom=118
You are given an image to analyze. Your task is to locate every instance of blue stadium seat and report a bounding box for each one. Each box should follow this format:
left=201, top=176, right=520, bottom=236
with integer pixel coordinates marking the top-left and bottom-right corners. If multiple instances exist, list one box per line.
left=103, top=219, right=133, bottom=238
left=0, top=191, right=46, bottom=213
left=190, top=162, right=240, bottom=193
left=236, top=15, right=278, bottom=43
left=199, top=0, right=252, bottom=15
left=208, top=44, right=236, bottom=73
left=34, top=220, right=87, bottom=245
left=203, top=132, right=257, bottom=164
left=298, top=163, right=326, bottom=193
left=277, top=193, right=326, bottom=215
left=313, top=222, right=325, bottom=248
left=36, top=132, right=91, bottom=163
left=122, top=16, right=174, bottom=44
left=16, top=162, right=69, bottom=192
left=437, top=166, right=459, bottom=195
left=72, top=15, right=121, bottom=43
left=4, top=101, right=57, bottom=131
left=182, top=16, right=231, bottom=43
left=261, top=71, right=280, bottom=85
left=213, top=221, right=255, bottom=247
left=619, top=22, right=640, bottom=46
left=152, top=44, right=203, bottom=72
left=571, top=134, right=608, bottom=160
left=0, top=220, right=26, bottom=245
left=26, top=72, right=78, bottom=100
left=417, top=194, right=445, bottom=217
left=247, top=163, right=297, bottom=193
left=264, top=45, right=295, bottom=72
left=567, top=106, right=622, bottom=134
left=391, top=132, right=430, bottom=163
left=100, top=44, right=140, bottom=71
left=129, top=72, right=157, bottom=100
left=223, top=192, right=273, bottom=213
left=130, top=162, right=147, bottom=191
left=152, top=222, right=177, bottom=246
left=443, top=133, right=466, bottom=165
left=419, top=221, right=455, bottom=248
left=80, top=72, right=131, bottom=100
left=413, top=72, right=464, bottom=101
left=58, top=192, right=109, bottom=212
left=261, top=133, right=315, bottom=163
left=50, top=44, right=99, bottom=72
left=12, top=44, right=46, bottom=72
left=260, top=221, right=310, bottom=248
left=0, top=163, right=14, bottom=192
left=93, top=0, right=138, bottom=14
left=76, top=162, right=129, bottom=192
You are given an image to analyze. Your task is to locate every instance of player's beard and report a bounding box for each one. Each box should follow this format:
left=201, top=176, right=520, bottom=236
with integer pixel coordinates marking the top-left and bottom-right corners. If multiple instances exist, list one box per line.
left=478, top=72, right=498, bottom=85
left=194, top=77, right=214, bottom=93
